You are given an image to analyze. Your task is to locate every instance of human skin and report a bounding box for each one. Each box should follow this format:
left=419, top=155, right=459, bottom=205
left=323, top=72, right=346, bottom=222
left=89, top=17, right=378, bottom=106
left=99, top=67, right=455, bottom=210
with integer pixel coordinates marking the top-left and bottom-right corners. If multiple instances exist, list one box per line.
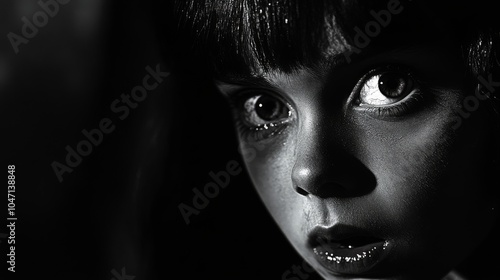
left=216, top=39, right=499, bottom=279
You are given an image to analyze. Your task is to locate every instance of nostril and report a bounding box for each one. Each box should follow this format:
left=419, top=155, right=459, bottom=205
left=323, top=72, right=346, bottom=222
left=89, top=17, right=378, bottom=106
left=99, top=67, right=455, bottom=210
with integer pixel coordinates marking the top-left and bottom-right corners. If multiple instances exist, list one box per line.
left=291, top=151, right=377, bottom=198
left=295, top=185, right=310, bottom=196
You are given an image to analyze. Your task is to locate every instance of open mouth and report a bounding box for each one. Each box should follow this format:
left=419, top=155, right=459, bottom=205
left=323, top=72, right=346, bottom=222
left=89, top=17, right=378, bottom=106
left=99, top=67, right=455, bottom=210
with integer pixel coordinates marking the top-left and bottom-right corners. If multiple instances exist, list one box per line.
left=308, top=225, right=390, bottom=275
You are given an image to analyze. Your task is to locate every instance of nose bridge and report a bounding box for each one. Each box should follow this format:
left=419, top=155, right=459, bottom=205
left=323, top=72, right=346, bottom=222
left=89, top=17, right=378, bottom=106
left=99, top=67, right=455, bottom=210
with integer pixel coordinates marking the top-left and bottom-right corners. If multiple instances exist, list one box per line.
left=294, top=107, right=327, bottom=162
left=292, top=106, right=336, bottom=186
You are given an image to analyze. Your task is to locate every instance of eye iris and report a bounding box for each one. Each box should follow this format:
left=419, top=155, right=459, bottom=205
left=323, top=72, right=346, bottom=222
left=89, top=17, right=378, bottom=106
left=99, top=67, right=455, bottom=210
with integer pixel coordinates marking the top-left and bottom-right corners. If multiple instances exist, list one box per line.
left=255, top=95, right=283, bottom=121
left=378, top=72, right=409, bottom=98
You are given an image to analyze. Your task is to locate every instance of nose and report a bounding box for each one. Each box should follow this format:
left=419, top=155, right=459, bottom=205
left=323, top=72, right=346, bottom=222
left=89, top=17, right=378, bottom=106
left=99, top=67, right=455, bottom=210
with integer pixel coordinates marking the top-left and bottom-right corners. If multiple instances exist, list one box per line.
left=291, top=115, right=376, bottom=198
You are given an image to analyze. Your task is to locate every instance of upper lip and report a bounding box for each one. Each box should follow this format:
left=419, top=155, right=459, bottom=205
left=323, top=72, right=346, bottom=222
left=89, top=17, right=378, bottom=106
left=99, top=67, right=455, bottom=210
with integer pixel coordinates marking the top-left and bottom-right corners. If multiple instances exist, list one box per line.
left=307, top=223, right=383, bottom=249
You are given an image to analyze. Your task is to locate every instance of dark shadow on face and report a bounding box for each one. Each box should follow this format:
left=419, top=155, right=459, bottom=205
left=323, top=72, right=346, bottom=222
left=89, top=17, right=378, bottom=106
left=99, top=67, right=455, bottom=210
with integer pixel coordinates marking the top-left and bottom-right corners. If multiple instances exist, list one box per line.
left=171, top=0, right=500, bottom=279
left=292, top=146, right=378, bottom=199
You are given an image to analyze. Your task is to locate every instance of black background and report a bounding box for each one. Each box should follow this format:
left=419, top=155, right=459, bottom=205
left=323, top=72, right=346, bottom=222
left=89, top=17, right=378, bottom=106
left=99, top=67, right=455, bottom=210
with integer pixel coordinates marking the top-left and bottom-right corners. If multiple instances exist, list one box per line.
left=0, top=1, right=318, bottom=279
left=3, top=0, right=499, bottom=279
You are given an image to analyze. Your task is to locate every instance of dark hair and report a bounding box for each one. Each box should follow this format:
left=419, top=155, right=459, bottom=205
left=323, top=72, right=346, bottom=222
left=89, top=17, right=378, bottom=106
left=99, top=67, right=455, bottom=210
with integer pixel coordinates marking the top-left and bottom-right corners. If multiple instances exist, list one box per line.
left=173, top=0, right=352, bottom=76
left=168, top=0, right=500, bottom=83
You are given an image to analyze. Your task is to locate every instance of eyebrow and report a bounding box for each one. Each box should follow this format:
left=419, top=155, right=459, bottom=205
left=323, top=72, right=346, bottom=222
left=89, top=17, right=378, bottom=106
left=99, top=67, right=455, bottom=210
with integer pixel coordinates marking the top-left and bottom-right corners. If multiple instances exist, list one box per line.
left=215, top=41, right=448, bottom=93
left=215, top=52, right=350, bottom=88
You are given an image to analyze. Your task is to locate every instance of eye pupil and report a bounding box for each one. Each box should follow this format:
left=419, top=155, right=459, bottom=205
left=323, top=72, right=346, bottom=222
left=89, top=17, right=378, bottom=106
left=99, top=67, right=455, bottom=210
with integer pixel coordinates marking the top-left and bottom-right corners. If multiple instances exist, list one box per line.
left=378, top=72, right=409, bottom=98
left=255, top=95, right=282, bottom=121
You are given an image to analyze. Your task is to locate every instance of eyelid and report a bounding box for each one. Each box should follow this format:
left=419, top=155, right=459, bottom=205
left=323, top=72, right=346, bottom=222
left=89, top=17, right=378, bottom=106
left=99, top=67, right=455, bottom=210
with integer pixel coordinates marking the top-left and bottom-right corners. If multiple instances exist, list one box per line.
left=225, top=88, right=296, bottom=143
left=346, top=65, right=416, bottom=107
left=224, top=85, right=295, bottom=112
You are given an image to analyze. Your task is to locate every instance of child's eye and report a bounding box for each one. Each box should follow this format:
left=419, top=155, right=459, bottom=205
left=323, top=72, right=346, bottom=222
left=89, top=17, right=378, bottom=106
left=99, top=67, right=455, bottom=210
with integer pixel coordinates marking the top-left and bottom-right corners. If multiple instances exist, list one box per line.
left=359, top=71, right=414, bottom=106
left=228, top=91, right=293, bottom=142
left=354, top=66, right=426, bottom=118
left=242, top=94, right=291, bottom=126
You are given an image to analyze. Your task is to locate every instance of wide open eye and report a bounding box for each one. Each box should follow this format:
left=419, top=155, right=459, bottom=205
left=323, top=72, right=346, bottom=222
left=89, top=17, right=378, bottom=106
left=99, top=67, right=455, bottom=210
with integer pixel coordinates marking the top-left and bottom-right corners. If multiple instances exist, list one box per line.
left=242, top=94, right=291, bottom=126
left=359, top=71, right=415, bottom=106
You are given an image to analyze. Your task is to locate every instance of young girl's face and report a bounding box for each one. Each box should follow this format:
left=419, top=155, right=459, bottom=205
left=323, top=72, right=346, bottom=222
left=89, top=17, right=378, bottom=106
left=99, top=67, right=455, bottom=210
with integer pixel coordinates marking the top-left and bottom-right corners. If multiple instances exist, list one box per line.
left=216, top=37, right=498, bottom=278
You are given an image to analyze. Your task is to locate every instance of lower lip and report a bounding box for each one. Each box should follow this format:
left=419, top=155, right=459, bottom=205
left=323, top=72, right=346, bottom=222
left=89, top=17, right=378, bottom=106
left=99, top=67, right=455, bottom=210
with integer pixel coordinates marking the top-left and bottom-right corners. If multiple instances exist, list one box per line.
left=312, top=240, right=389, bottom=275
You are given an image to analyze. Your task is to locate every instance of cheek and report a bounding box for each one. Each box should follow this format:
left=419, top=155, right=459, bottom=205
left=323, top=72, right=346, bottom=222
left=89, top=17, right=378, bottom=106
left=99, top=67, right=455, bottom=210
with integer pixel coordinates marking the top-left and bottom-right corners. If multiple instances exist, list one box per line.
left=240, top=134, right=306, bottom=242
left=353, top=99, right=495, bottom=264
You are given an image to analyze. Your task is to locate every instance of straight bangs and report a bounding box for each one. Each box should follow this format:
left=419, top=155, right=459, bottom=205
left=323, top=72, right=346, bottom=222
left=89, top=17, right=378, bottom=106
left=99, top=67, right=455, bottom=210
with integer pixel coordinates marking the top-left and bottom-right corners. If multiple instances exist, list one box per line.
left=173, top=0, right=500, bottom=83
left=174, top=0, right=357, bottom=79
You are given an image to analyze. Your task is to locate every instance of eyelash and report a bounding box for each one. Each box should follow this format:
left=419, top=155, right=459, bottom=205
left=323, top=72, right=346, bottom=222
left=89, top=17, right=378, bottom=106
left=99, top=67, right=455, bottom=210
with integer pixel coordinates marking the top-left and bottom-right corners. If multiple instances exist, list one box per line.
left=233, top=117, right=289, bottom=142
left=358, top=93, right=424, bottom=118
left=228, top=91, right=293, bottom=142
left=227, top=65, right=430, bottom=142
left=352, top=66, right=428, bottom=118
